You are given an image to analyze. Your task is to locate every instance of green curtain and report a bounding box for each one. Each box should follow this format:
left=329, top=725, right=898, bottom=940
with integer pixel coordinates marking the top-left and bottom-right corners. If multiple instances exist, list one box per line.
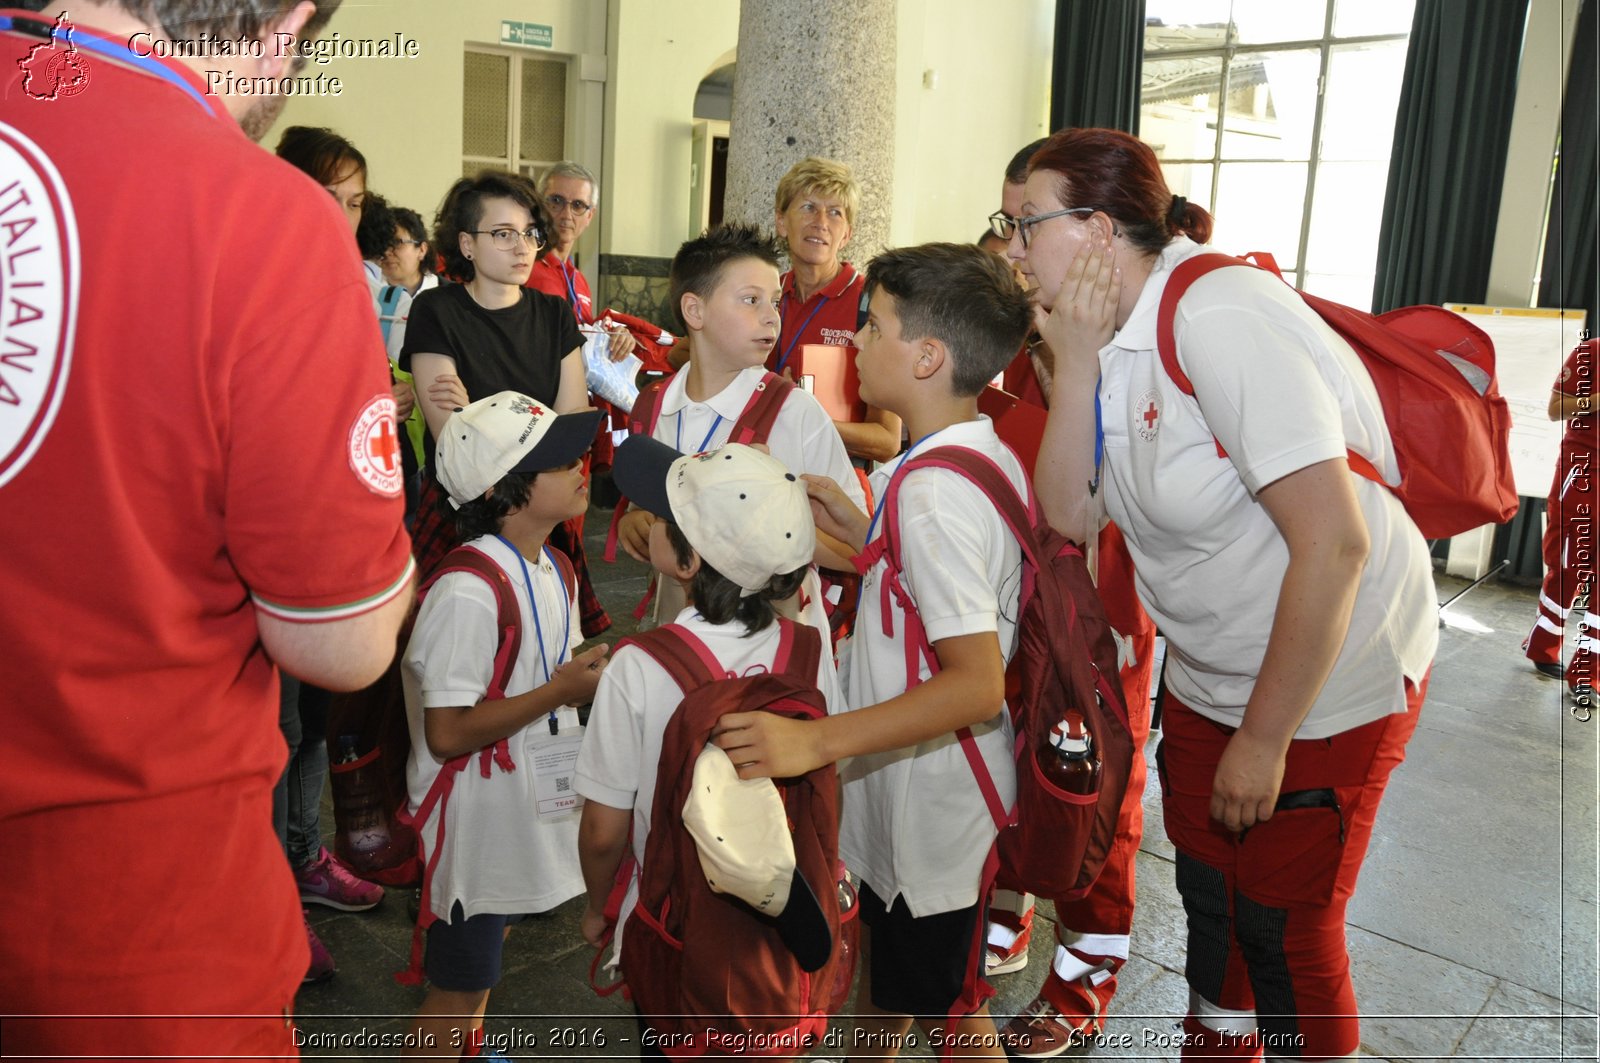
left=1538, top=0, right=1597, bottom=333
left=1372, top=0, right=1530, bottom=312
left=1050, top=0, right=1145, bottom=134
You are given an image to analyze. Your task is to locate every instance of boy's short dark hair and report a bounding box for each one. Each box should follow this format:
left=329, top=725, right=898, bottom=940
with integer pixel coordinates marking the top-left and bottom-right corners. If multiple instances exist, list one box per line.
left=433, top=171, right=550, bottom=283
left=1005, top=136, right=1050, bottom=187
left=449, top=470, right=535, bottom=542
left=667, top=223, right=782, bottom=333
left=864, top=243, right=1032, bottom=397
left=664, top=523, right=806, bottom=635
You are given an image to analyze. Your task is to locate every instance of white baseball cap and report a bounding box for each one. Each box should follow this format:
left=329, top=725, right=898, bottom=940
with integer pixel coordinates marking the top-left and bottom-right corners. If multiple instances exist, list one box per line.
left=434, top=391, right=602, bottom=508
left=611, top=436, right=815, bottom=595
left=682, top=744, right=833, bottom=972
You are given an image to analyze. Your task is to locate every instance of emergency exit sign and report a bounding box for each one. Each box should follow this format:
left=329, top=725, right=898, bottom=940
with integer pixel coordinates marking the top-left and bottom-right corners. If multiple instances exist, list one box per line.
left=500, top=20, right=552, bottom=48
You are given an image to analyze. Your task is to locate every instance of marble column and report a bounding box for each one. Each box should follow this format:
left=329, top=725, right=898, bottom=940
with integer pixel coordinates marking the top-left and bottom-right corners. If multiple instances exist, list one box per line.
left=724, top=0, right=896, bottom=267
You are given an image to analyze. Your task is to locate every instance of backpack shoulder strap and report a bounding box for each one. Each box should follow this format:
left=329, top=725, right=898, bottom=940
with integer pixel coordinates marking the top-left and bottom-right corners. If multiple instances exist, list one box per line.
left=616, top=623, right=724, bottom=692
left=544, top=544, right=575, bottom=606
left=629, top=375, right=673, bottom=436
left=421, top=545, right=523, bottom=699
left=772, top=619, right=823, bottom=683
left=871, top=445, right=1040, bottom=573
left=729, top=371, right=797, bottom=445
left=1155, top=253, right=1259, bottom=396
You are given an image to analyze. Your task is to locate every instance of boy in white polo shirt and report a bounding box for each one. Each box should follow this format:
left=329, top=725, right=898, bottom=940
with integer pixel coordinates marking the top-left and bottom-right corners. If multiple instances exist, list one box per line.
left=400, top=392, right=609, bottom=1059
left=612, top=223, right=865, bottom=633
left=576, top=437, right=844, bottom=1057
left=712, top=244, right=1034, bottom=1056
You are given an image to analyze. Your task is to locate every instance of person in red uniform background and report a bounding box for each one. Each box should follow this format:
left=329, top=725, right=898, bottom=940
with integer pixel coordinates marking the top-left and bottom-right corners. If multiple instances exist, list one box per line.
left=770, top=157, right=903, bottom=465
left=0, top=1, right=414, bottom=1057
left=1524, top=338, right=1598, bottom=704
left=985, top=138, right=1159, bottom=1058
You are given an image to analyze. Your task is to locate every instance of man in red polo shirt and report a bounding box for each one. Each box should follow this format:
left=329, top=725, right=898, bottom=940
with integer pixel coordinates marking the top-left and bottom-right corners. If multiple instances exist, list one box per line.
left=0, top=2, right=413, bottom=1057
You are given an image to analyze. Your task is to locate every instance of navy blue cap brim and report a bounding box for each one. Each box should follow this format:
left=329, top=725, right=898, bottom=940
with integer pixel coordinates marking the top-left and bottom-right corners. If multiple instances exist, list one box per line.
left=508, top=408, right=604, bottom=475
left=612, top=434, right=686, bottom=524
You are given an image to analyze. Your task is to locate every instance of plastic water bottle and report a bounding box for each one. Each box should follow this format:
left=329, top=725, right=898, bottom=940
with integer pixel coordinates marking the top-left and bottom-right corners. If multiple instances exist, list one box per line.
left=335, top=735, right=391, bottom=856
left=1037, top=710, right=1100, bottom=794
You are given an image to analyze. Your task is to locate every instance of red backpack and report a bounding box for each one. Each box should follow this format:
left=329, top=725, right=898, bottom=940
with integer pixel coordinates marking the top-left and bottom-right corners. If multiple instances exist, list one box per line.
left=392, top=543, right=574, bottom=986
left=859, top=446, right=1135, bottom=903
left=615, top=620, right=850, bottom=1057
left=1157, top=252, right=1518, bottom=539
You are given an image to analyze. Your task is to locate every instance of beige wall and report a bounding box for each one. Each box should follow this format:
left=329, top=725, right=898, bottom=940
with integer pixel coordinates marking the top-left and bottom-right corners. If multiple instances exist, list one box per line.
left=267, top=0, right=607, bottom=258
left=892, top=0, right=1055, bottom=248
left=272, top=0, right=1053, bottom=266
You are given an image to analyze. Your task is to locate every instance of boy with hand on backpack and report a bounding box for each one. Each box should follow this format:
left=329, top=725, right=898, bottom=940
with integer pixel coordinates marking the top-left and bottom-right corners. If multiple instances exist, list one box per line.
left=399, top=392, right=609, bottom=1059
left=577, top=436, right=847, bottom=1058
left=712, top=244, right=1034, bottom=1058
left=611, top=223, right=866, bottom=633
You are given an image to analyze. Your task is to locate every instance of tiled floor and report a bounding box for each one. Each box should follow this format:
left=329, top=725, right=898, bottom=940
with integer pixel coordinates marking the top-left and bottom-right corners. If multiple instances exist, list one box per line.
left=294, top=506, right=1600, bottom=1060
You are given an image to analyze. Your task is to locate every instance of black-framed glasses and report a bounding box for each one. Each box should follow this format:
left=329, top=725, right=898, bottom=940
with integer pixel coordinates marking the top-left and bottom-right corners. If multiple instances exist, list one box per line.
left=472, top=226, right=545, bottom=251
left=545, top=193, right=593, bottom=216
left=1001, top=206, right=1100, bottom=246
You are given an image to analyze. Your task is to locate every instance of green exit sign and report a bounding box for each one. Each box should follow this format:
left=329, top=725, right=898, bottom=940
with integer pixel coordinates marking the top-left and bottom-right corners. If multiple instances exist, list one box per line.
left=499, top=20, right=553, bottom=48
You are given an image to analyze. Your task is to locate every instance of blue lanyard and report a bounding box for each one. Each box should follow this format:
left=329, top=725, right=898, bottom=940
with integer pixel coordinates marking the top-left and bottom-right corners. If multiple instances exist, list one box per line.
left=1091, top=376, right=1104, bottom=495
left=862, top=431, right=940, bottom=550
left=1, top=15, right=221, bottom=115
left=559, top=258, right=588, bottom=322
left=775, top=295, right=830, bottom=373
left=676, top=408, right=725, bottom=455
left=495, top=537, right=570, bottom=733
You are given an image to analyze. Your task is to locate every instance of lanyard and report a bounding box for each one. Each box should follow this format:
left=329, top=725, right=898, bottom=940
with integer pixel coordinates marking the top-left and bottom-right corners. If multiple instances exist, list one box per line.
left=1091, top=377, right=1104, bottom=495
left=559, top=259, right=589, bottom=323
left=495, top=537, right=570, bottom=733
left=676, top=408, right=725, bottom=455
left=775, top=295, right=830, bottom=373
left=862, top=431, right=939, bottom=553
left=1, top=15, right=222, bottom=115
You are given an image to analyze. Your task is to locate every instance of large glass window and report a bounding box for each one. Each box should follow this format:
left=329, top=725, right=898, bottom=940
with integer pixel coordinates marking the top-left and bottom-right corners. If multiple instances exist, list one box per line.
left=1142, top=0, right=1415, bottom=307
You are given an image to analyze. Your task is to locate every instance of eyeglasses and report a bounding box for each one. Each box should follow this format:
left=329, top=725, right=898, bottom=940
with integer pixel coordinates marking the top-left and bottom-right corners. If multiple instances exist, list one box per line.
left=472, top=226, right=544, bottom=251
left=544, top=193, right=593, bottom=216
left=990, top=206, right=1102, bottom=246
left=389, top=238, right=422, bottom=250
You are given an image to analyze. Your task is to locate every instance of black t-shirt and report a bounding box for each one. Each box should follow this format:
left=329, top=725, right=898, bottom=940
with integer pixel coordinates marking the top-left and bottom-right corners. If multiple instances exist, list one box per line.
left=399, top=283, right=582, bottom=459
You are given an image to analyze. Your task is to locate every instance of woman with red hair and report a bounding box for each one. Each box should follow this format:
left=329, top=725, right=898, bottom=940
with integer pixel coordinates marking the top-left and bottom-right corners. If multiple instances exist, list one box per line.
left=1009, top=128, right=1436, bottom=1062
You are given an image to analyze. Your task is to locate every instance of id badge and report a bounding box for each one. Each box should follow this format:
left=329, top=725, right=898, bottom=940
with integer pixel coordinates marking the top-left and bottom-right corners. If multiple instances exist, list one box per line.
left=530, top=730, right=585, bottom=820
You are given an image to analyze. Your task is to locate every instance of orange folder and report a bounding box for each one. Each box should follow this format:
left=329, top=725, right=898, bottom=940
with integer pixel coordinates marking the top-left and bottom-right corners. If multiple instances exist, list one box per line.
left=978, top=385, right=1048, bottom=470
left=793, top=343, right=865, bottom=422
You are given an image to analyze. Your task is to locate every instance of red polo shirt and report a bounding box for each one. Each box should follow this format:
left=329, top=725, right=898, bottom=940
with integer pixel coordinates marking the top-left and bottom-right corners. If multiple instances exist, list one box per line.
left=0, top=14, right=411, bottom=1056
left=769, top=262, right=865, bottom=375
left=527, top=251, right=595, bottom=325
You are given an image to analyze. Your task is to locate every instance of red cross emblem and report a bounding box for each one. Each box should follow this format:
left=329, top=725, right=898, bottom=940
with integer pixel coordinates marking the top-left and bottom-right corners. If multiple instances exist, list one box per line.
left=1135, top=388, right=1162, bottom=441
left=348, top=394, right=405, bottom=497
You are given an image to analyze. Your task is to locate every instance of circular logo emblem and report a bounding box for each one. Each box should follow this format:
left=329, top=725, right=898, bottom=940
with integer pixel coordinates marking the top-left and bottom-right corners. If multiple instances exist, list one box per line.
left=348, top=394, right=404, bottom=497
left=0, top=122, right=78, bottom=490
left=45, top=49, right=91, bottom=99
left=1134, top=388, right=1163, bottom=442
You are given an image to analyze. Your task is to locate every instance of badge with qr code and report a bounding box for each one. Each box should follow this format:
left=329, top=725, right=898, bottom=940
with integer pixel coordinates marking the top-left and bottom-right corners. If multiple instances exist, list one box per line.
left=531, top=734, right=585, bottom=819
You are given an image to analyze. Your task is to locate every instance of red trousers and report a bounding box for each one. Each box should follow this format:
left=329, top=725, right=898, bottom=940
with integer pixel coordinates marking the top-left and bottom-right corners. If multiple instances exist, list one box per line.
left=1159, top=677, right=1427, bottom=1061
left=1526, top=441, right=1598, bottom=691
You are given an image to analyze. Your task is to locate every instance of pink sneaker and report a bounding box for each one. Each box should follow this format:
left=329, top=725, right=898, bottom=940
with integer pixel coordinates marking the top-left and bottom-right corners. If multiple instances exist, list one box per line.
left=302, top=909, right=335, bottom=984
left=295, top=846, right=384, bottom=912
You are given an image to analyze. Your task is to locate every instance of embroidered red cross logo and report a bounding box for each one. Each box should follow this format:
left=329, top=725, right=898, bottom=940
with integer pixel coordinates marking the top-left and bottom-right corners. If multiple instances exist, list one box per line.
left=1142, top=402, right=1159, bottom=430
left=368, top=419, right=399, bottom=473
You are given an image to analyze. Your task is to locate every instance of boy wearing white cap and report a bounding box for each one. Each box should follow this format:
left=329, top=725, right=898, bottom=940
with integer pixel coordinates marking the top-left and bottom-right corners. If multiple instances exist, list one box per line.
left=712, top=244, right=1034, bottom=1057
left=575, top=438, right=845, bottom=1052
left=400, top=392, right=609, bottom=1058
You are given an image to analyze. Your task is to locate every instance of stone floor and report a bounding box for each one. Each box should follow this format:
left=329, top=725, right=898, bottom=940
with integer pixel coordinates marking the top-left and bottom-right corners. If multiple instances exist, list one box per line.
left=293, top=504, right=1600, bottom=1060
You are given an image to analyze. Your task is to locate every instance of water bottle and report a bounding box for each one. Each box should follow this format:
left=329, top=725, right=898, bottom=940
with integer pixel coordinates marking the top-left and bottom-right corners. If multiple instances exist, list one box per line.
left=1037, top=710, right=1100, bottom=794
left=334, top=735, right=391, bottom=856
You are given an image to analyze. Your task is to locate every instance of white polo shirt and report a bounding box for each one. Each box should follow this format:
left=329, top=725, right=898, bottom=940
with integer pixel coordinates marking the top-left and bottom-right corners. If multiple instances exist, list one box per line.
left=837, top=418, right=1026, bottom=918
left=1098, top=237, right=1437, bottom=737
left=646, top=364, right=866, bottom=631
left=402, top=534, right=587, bottom=919
left=574, top=609, right=844, bottom=962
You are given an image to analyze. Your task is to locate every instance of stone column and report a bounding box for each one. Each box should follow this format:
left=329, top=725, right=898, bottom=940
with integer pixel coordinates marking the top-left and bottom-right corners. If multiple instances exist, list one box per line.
left=724, top=0, right=896, bottom=267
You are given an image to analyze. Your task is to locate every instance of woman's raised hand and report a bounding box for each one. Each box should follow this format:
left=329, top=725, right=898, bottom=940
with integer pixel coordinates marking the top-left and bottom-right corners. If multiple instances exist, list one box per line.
left=1036, top=237, right=1120, bottom=378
